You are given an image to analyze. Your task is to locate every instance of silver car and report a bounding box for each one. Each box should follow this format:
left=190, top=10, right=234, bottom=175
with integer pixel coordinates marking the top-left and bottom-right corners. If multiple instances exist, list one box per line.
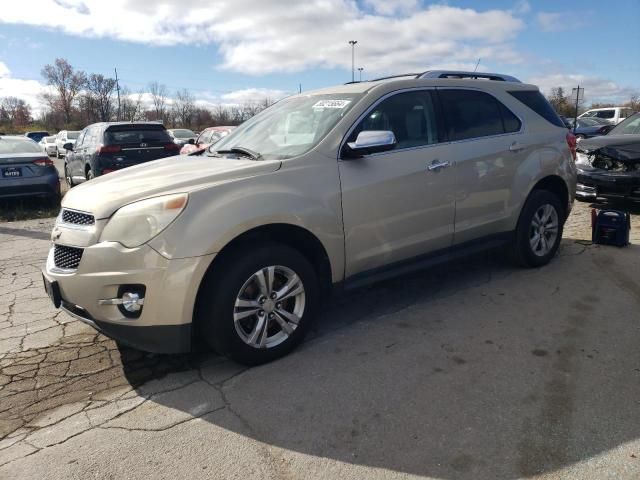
left=43, top=70, right=577, bottom=365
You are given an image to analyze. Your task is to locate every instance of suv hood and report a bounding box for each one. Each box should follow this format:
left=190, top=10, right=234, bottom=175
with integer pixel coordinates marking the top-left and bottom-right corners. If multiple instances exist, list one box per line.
left=62, top=154, right=281, bottom=219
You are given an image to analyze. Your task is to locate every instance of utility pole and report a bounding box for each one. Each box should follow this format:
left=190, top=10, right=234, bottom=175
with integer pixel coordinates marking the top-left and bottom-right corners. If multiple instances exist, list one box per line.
left=571, top=86, right=584, bottom=134
left=473, top=58, right=481, bottom=72
left=299, top=83, right=302, bottom=94
left=114, top=67, right=121, bottom=121
left=358, top=67, right=363, bottom=82
left=348, top=40, right=358, bottom=82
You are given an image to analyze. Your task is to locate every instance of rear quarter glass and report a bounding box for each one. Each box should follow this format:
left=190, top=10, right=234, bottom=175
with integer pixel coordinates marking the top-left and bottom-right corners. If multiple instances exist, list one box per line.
left=508, top=90, right=565, bottom=128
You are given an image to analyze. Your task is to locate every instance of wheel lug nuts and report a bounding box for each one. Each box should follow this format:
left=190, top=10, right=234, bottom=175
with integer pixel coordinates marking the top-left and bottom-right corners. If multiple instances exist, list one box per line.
left=270, top=292, right=277, bottom=300
left=269, top=313, right=275, bottom=319
left=258, top=310, right=265, bottom=316
left=276, top=302, right=282, bottom=310
left=259, top=297, right=266, bottom=305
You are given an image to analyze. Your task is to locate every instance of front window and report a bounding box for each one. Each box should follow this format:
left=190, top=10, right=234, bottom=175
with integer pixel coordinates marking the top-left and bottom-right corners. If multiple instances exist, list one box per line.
left=67, top=131, right=80, bottom=139
left=212, top=93, right=362, bottom=160
left=609, top=113, right=640, bottom=135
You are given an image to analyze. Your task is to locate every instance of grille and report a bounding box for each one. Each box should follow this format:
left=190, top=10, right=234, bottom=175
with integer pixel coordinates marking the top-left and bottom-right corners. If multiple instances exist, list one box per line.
left=61, top=209, right=95, bottom=226
left=53, top=245, right=84, bottom=270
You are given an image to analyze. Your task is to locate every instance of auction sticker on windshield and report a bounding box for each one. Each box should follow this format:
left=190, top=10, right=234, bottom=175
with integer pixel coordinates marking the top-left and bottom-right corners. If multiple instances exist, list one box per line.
left=313, top=100, right=351, bottom=109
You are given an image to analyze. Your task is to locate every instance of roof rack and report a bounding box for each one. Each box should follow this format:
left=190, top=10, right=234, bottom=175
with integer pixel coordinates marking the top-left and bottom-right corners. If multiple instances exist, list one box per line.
left=418, top=70, right=521, bottom=82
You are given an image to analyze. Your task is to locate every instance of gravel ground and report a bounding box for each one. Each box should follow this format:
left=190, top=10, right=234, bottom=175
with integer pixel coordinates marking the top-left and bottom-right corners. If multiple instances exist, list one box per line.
left=0, top=201, right=639, bottom=479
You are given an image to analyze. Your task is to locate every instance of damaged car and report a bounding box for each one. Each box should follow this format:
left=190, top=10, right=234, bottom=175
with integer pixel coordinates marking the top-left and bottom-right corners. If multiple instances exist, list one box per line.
left=576, top=112, right=640, bottom=203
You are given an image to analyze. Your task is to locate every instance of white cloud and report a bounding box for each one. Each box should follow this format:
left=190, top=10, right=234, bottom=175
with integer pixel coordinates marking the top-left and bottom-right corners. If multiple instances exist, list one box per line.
left=220, top=88, right=289, bottom=105
left=528, top=73, right=639, bottom=104
left=1, top=1, right=525, bottom=75
left=0, top=61, right=10, bottom=78
left=535, top=12, right=581, bottom=32
left=0, top=61, right=50, bottom=115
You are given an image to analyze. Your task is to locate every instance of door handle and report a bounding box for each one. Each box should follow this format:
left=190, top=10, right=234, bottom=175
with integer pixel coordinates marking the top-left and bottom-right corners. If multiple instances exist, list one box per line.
left=427, top=160, right=450, bottom=171
left=509, top=142, right=527, bottom=152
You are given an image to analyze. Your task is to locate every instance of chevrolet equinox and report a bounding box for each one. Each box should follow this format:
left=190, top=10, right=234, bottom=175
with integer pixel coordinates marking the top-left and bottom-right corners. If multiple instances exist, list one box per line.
left=43, top=71, right=577, bottom=365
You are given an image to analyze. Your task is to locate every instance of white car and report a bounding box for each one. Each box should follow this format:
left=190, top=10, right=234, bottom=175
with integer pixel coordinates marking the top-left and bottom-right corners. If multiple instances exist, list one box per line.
left=578, top=107, right=634, bottom=125
left=55, top=130, right=80, bottom=158
left=39, top=136, right=58, bottom=156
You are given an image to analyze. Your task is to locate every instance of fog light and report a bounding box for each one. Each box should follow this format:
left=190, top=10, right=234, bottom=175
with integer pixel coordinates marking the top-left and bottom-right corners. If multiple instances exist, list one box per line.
left=121, top=292, right=144, bottom=312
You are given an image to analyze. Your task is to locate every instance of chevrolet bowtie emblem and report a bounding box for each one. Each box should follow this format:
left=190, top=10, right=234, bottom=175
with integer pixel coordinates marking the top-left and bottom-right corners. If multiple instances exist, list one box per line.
left=52, top=228, right=62, bottom=241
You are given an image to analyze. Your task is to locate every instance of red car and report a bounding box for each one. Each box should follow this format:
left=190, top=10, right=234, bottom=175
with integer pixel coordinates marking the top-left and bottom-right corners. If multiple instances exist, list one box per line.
left=179, top=126, right=235, bottom=155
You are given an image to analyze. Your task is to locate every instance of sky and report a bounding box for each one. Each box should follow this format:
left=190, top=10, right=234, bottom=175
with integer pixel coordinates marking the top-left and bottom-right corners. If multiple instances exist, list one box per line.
left=0, top=0, right=638, bottom=115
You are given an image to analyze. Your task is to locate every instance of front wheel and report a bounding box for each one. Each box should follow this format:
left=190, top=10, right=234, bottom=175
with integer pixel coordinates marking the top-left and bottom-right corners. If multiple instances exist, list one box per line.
left=85, top=169, right=94, bottom=181
left=64, top=163, right=75, bottom=188
left=196, top=244, right=319, bottom=365
left=511, top=190, right=564, bottom=267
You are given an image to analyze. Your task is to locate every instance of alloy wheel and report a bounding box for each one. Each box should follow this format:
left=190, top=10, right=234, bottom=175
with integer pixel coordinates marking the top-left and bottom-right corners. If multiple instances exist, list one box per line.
left=233, top=265, right=305, bottom=349
left=529, top=204, right=559, bottom=257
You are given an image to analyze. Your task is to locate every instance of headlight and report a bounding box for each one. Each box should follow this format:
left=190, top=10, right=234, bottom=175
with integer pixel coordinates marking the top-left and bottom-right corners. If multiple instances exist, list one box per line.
left=100, top=193, right=188, bottom=247
left=575, top=151, right=591, bottom=165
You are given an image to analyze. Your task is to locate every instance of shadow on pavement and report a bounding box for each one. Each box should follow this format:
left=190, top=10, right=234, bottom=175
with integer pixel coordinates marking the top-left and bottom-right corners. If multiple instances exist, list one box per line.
left=116, top=240, right=640, bottom=479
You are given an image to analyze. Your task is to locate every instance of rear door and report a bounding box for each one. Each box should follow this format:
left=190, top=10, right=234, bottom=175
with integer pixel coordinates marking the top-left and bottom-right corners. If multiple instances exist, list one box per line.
left=436, top=88, right=525, bottom=245
left=102, top=125, right=176, bottom=168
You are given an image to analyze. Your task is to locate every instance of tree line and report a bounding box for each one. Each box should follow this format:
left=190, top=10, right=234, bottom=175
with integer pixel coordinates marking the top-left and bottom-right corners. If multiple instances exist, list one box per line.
left=0, top=58, right=274, bottom=134
left=2, top=58, right=639, bottom=134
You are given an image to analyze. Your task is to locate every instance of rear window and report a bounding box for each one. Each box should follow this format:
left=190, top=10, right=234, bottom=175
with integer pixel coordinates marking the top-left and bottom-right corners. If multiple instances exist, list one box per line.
left=439, top=89, right=518, bottom=141
left=508, top=90, right=565, bottom=128
left=105, top=127, right=171, bottom=145
left=0, top=137, right=44, bottom=154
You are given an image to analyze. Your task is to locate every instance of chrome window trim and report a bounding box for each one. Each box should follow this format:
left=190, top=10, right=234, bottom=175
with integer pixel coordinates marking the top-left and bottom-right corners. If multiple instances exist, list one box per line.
left=338, top=86, right=525, bottom=160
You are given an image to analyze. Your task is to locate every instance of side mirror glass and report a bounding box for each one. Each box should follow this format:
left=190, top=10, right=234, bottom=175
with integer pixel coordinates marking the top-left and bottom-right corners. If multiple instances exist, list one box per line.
left=63, top=142, right=74, bottom=151
left=343, top=130, right=397, bottom=158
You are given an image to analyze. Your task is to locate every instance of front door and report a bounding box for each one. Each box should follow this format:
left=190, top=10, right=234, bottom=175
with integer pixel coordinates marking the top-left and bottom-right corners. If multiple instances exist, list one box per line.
left=339, top=89, right=456, bottom=277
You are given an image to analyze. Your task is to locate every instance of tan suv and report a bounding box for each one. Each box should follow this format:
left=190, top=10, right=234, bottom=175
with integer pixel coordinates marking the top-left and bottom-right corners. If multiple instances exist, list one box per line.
left=43, top=70, right=577, bottom=365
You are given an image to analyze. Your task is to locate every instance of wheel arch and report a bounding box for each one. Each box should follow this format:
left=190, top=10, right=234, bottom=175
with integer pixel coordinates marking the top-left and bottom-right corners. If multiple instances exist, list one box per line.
left=194, top=223, right=334, bottom=317
left=529, top=175, right=570, bottom=219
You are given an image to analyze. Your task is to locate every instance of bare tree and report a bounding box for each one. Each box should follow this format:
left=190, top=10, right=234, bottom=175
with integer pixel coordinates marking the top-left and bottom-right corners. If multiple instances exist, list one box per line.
left=41, top=58, right=87, bottom=124
left=172, top=89, right=196, bottom=127
left=148, top=81, right=168, bottom=123
left=0, top=96, right=32, bottom=127
left=85, top=74, right=117, bottom=122
left=120, top=87, right=144, bottom=122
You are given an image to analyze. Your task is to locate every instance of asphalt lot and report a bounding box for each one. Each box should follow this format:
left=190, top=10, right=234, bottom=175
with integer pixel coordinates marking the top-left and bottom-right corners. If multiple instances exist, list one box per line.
left=1, top=202, right=639, bottom=479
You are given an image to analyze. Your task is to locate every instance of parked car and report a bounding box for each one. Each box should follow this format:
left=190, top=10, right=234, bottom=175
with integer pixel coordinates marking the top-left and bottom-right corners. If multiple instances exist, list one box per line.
left=0, top=135, right=60, bottom=200
left=39, top=135, right=58, bottom=156
left=575, top=112, right=640, bottom=203
left=63, top=122, right=181, bottom=186
left=24, top=131, right=50, bottom=143
left=167, top=128, right=197, bottom=147
left=579, top=107, right=634, bottom=125
left=55, top=130, right=80, bottom=158
left=573, top=118, right=615, bottom=139
left=179, top=126, right=235, bottom=154
left=43, top=70, right=576, bottom=365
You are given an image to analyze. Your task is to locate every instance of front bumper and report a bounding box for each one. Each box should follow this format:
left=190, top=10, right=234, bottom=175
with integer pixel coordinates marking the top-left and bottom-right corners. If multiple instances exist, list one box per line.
left=576, top=167, right=640, bottom=203
left=43, top=241, right=215, bottom=353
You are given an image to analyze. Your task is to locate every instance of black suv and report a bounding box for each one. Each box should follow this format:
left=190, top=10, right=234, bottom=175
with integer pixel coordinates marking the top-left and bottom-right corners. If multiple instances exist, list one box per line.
left=63, top=122, right=180, bottom=186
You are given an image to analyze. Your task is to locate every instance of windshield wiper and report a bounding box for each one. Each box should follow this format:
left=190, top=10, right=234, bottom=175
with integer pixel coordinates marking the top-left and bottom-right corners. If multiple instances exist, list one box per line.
left=214, top=146, right=262, bottom=160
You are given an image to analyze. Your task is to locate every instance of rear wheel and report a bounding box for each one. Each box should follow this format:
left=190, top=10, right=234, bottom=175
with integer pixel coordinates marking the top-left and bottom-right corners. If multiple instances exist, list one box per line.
left=64, top=163, right=75, bottom=188
left=511, top=190, right=564, bottom=267
left=85, top=168, right=94, bottom=181
left=197, top=244, right=319, bottom=365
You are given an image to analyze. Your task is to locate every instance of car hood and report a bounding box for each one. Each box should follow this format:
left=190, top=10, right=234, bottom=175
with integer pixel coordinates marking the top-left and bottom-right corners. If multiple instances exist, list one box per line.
left=578, top=135, right=640, bottom=161
left=62, top=154, right=282, bottom=219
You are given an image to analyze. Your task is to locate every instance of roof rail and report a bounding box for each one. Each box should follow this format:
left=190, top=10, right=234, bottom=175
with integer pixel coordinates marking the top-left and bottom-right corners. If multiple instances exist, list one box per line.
left=366, top=73, right=421, bottom=83
left=418, top=70, right=521, bottom=82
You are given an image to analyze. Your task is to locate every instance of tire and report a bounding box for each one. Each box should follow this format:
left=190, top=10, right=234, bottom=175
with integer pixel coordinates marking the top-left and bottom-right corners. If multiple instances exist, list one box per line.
left=86, top=168, right=94, bottom=181
left=511, top=190, right=565, bottom=268
left=64, top=163, right=75, bottom=188
left=196, top=243, right=319, bottom=365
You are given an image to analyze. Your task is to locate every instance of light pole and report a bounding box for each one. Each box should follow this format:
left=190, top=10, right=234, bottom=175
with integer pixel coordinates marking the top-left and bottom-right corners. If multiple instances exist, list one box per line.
left=358, top=67, right=363, bottom=82
left=348, top=40, right=358, bottom=82
left=571, top=86, right=584, bottom=133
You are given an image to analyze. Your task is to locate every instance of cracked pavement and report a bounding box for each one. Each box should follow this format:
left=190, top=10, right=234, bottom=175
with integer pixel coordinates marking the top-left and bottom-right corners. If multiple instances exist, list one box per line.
left=1, top=203, right=639, bottom=479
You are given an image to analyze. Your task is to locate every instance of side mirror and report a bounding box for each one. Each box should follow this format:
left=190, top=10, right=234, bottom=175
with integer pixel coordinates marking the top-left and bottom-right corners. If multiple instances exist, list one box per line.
left=342, top=130, right=397, bottom=158
left=63, top=142, right=74, bottom=151
left=187, top=138, right=195, bottom=145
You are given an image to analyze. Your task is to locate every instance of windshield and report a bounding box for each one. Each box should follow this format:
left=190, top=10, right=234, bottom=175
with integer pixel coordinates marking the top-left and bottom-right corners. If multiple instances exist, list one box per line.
left=609, top=113, right=640, bottom=135
left=0, top=137, right=44, bottom=154
left=212, top=93, right=362, bottom=160
left=171, top=129, right=195, bottom=138
left=67, top=131, right=80, bottom=139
